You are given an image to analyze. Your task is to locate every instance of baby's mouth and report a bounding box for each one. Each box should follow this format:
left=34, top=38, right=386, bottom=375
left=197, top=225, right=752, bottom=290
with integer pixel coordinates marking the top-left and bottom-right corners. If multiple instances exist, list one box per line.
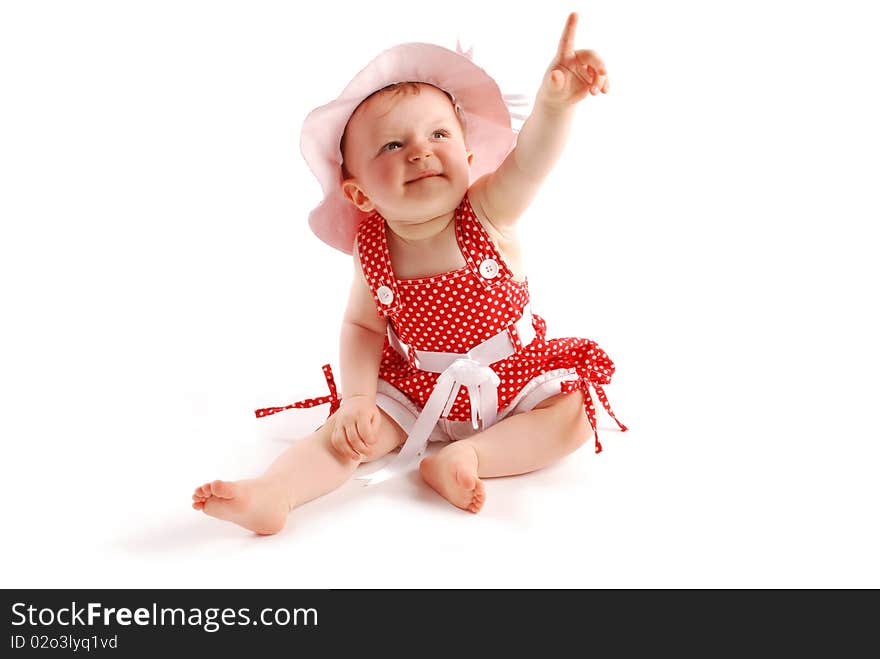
left=407, top=171, right=442, bottom=183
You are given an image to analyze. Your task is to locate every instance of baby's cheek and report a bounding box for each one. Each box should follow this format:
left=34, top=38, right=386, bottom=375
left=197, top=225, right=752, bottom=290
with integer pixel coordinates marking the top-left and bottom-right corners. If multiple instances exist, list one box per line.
left=362, top=164, right=394, bottom=194
left=450, top=144, right=473, bottom=166
left=375, top=160, right=399, bottom=183
left=445, top=152, right=472, bottom=180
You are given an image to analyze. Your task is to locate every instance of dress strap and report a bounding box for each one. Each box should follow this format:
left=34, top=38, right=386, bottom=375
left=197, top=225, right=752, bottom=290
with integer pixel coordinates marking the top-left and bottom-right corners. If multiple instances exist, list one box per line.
left=455, top=194, right=515, bottom=291
left=355, top=213, right=402, bottom=317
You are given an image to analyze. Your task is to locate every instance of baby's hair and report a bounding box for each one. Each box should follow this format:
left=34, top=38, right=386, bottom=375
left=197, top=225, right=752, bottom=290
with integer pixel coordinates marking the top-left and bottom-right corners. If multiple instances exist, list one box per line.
left=340, top=82, right=467, bottom=180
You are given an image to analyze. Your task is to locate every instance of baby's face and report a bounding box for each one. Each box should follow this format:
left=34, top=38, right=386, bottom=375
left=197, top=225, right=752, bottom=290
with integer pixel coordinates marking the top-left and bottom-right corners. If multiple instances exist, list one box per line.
left=341, top=84, right=473, bottom=224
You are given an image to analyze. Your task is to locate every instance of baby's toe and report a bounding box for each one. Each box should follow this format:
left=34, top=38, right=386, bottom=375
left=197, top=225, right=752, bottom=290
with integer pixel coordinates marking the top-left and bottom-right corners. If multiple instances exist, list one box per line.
left=209, top=480, right=236, bottom=499
left=467, top=496, right=485, bottom=513
left=468, top=481, right=486, bottom=513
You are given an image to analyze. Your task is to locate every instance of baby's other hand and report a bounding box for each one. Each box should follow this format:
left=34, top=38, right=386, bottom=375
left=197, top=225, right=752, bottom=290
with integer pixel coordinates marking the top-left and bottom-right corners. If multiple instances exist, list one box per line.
left=540, top=12, right=609, bottom=109
left=331, top=395, right=381, bottom=461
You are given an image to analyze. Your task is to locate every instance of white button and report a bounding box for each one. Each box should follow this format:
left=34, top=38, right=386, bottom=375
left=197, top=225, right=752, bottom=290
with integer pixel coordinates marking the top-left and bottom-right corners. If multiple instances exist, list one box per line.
left=479, top=258, right=499, bottom=279
left=377, top=285, right=394, bottom=305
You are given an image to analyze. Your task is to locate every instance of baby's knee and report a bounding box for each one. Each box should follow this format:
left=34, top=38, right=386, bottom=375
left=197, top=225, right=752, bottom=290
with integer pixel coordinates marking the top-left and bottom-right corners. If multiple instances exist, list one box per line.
left=541, top=390, right=592, bottom=451
left=565, top=415, right=594, bottom=451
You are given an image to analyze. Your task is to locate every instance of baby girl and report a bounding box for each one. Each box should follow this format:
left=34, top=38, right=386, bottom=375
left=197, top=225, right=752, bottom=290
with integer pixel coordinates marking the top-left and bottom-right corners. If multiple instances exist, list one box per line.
left=192, top=12, right=626, bottom=534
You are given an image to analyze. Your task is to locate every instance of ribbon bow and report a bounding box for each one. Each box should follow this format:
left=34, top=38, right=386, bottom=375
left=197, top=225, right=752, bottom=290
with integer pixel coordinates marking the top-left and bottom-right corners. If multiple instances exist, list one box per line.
left=560, top=342, right=628, bottom=453
left=357, top=357, right=500, bottom=486
left=441, top=358, right=501, bottom=431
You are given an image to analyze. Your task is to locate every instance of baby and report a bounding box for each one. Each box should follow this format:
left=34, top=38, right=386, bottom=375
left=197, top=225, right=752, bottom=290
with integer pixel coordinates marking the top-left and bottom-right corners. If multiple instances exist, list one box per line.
left=192, top=13, right=625, bottom=534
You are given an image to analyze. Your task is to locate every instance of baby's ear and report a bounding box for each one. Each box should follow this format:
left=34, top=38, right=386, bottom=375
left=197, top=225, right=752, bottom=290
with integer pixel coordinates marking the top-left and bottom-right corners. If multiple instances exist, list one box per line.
left=341, top=179, right=375, bottom=212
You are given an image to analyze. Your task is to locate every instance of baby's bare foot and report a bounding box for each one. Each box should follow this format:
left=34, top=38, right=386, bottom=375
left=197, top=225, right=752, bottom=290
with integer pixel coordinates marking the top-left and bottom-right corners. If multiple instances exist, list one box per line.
left=419, top=442, right=485, bottom=513
left=191, top=478, right=290, bottom=535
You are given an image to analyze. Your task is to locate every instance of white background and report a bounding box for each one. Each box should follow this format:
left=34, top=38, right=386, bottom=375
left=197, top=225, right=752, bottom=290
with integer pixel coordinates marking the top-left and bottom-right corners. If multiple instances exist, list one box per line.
left=2, top=0, right=878, bottom=588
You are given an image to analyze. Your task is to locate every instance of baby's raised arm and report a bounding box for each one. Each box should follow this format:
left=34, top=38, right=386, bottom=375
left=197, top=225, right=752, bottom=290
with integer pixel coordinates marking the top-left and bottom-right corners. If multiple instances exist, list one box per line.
left=332, top=246, right=388, bottom=459
left=469, top=12, right=608, bottom=234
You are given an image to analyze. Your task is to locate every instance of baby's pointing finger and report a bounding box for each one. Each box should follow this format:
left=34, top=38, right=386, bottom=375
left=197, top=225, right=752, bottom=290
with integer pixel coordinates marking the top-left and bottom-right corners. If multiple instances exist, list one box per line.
left=556, top=12, right=578, bottom=59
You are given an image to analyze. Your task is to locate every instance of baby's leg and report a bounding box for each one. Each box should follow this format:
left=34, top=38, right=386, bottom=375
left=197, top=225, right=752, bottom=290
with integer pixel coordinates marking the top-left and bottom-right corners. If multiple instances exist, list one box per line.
left=419, top=389, right=590, bottom=513
left=192, top=408, right=406, bottom=535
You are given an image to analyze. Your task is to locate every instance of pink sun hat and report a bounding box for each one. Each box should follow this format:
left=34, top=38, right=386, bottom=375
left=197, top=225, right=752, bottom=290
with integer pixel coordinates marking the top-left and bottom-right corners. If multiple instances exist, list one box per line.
left=300, top=42, right=520, bottom=255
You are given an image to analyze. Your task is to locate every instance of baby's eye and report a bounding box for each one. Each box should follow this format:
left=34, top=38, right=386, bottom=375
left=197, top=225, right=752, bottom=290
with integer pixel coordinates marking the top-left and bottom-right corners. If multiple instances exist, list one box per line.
left=383, top=141, right=403, bottom=152
left=432, top=130, right=450, bottom=139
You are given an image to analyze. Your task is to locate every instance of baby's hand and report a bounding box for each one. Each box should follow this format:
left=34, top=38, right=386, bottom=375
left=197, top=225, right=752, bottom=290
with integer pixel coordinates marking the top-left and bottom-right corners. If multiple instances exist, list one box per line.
left=331, top=395, right=381, bottom=461
left=540, top=12, right=609, bottom=109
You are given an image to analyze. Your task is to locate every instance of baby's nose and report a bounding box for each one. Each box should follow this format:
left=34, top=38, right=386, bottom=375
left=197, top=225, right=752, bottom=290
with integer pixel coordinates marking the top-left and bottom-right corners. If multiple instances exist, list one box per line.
left=408, top=145, right=432, bottom=162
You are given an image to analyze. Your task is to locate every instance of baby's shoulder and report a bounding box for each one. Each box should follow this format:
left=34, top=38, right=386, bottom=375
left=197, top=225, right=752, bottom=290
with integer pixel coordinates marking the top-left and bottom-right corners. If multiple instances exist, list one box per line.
left=466, top=187, right=521, bottom=251
left=465, top=188, right=526, bottom=281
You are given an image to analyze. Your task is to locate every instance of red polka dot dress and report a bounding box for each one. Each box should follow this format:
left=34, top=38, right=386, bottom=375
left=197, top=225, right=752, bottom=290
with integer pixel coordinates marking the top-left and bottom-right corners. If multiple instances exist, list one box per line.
left=257, top=194, right=627, bottom=452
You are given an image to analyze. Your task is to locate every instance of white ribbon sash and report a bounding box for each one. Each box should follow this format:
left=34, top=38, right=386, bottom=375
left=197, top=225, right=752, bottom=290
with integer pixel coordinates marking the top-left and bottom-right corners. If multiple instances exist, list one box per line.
left=357, top=307, right=534, bottom=486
